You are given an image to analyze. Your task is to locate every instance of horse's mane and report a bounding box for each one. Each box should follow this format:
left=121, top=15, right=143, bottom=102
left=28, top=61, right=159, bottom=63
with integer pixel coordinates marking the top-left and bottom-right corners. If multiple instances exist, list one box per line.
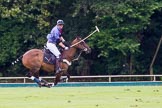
left=70, top=36, right=82, bottom=45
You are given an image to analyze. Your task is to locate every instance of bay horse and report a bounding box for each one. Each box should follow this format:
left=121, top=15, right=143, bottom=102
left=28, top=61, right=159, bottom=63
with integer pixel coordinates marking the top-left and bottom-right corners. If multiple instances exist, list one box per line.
left=21, top=37, right=91, bottom=87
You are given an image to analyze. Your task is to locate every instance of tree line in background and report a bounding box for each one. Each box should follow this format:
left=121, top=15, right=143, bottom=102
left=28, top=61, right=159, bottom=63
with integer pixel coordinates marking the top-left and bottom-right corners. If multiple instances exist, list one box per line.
left=0, top=0, right=162, bottom=77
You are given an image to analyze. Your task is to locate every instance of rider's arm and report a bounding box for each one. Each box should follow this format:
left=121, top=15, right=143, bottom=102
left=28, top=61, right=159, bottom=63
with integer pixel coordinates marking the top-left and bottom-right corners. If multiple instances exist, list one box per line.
left=58, top=42, right=66, bottom=48
left=60, top=36, right=65, bottom=42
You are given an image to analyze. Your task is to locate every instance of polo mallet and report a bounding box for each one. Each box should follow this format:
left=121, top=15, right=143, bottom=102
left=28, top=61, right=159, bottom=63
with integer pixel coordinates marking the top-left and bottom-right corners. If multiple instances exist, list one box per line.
left=70, top=26, right=100, bottom=47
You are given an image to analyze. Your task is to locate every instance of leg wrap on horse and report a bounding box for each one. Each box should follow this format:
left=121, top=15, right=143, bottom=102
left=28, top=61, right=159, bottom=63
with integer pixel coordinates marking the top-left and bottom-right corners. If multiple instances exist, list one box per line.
left=39, top=77, right=42, bottom=81
left=30, top=76, right=41, bottom=84
left=30, top=76, right=51, bottom=88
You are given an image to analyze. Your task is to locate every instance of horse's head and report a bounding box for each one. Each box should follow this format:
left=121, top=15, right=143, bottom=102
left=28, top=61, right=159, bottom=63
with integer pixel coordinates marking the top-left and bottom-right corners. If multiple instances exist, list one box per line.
left=71, top=37, right=91, bottom=54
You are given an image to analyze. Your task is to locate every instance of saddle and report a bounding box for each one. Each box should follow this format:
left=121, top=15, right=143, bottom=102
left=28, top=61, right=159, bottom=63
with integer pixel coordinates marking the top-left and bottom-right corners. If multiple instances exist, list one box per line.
left=43, top=48, right=56, bottom=65
left=43, top=45, right=72, bottom=66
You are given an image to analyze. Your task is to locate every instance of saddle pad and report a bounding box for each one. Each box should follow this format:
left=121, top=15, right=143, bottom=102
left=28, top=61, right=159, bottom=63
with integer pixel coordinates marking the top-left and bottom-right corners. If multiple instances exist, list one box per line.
left=43, top=49, right=56, bottom=65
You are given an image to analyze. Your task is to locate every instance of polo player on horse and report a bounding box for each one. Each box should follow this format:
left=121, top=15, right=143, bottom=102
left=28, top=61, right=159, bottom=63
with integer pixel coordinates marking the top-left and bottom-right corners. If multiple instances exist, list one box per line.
left=46, top=19, right=69, bottom=75
left=12, top=22, right=97, bottom=87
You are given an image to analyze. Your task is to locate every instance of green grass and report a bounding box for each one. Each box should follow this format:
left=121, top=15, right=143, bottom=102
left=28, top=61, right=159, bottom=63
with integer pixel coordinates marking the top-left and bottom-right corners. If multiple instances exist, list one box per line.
left=0, top=86, right=162, bottom=108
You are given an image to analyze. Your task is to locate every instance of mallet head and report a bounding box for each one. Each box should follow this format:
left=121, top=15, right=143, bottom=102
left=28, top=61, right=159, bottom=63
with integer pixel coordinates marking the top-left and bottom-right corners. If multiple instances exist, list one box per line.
left=95, top=26, right=100, bottom=32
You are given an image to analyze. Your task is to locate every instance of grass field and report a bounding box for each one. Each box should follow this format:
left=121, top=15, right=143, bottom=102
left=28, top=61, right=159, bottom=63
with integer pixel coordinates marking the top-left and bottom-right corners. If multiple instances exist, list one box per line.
left=0, top=86, right=162, bottom=108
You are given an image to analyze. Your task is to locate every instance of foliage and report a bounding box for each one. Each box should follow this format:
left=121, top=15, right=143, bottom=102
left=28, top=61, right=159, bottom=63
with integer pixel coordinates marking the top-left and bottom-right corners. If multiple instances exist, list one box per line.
left=74, top=0, right=162, bottom=74
left=0, top=0, right=162, bottom=76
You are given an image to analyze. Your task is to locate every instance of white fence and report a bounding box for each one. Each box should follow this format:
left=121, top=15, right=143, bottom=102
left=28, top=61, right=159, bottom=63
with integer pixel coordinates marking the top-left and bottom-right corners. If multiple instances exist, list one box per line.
left=0, top=75, right=162, bottom=83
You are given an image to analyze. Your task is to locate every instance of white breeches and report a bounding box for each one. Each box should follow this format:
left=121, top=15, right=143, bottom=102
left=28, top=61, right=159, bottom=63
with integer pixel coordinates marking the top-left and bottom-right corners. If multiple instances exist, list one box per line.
left=46, top=42, right=61, bottom=58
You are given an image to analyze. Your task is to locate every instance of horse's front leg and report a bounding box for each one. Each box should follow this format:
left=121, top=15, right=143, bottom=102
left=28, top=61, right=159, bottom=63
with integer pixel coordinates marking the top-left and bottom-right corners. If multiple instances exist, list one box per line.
left=66, top=73, right=70, bottom=82
left=52, top=69, right=69, bottom=86
left=60, top=73, right=70, bottom=83
left=54, top=73, right=62, bottom=86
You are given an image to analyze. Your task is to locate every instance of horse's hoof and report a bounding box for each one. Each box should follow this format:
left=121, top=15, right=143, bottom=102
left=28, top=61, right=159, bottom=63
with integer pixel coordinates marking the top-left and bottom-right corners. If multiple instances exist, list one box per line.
left=41, top=83, right=51, bottom=88
left=37, top=82, right=42, bottom=88
left=48, top=83, right=55, bottom=87
left=38, top=84, right=42, bottom=88
left=46, top=84, right=52, bottom=88
left=65, top=78, right=68, bottom=83
left=51, top=83, right=55, bottom=87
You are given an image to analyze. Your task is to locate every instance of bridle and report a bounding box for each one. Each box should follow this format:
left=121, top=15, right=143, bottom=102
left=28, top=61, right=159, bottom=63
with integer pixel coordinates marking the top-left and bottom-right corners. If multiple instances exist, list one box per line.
left=72, top=40, right=88, bottom=61
left=69, top=26, right=100, bottom=62
left=80, top=40, right=89, bottom=52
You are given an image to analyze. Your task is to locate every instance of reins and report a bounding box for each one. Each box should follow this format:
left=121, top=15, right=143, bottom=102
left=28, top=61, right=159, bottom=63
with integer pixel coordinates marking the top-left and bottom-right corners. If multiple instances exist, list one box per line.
left=64, top=26, right=100, bottom=62
left=72, top=50, right=83, bottom=61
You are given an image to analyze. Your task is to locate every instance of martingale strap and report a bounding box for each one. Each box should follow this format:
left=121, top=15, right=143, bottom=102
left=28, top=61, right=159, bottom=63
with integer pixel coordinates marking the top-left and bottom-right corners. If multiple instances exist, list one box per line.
left=62, top=50, right=83, bottom=66
left=72, top=50, right=83, bottom=61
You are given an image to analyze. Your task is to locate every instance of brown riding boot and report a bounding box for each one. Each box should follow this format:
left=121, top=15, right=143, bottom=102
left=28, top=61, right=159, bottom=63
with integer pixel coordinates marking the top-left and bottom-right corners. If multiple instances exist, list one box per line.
left=55, top=58, right=61, bottom=75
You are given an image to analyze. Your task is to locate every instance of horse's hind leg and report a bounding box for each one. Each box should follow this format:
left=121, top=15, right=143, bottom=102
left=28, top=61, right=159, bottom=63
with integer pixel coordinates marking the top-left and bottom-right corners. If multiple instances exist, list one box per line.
left=26, top=69, right=42, bottom=87
left=34, top=72, right=52, bottom=88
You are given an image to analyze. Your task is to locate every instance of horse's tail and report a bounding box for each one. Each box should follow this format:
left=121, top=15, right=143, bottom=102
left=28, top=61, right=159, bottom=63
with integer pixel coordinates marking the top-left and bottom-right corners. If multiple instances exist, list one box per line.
left=12, top=55, right=23, bottom=65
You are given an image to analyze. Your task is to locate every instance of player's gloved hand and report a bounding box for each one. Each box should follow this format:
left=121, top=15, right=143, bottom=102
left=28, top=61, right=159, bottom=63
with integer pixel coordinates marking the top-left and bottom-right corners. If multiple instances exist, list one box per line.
left=64, top=46, right=69, bottom=50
